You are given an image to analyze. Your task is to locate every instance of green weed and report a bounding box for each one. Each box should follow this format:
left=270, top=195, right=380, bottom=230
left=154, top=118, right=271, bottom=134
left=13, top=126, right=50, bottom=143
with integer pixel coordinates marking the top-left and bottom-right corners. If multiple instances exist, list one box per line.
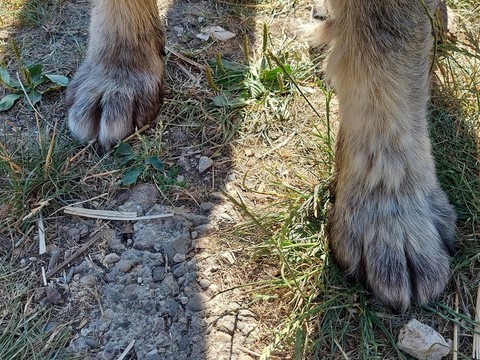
left=113, top=140, right=185, bottom=192
left=0, top=41, right=68, bottom=112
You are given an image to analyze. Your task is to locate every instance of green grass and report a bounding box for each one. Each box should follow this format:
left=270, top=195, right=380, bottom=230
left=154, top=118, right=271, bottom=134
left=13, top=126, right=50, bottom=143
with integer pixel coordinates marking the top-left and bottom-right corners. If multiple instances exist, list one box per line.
left=0, top=256, right=75, bottom=360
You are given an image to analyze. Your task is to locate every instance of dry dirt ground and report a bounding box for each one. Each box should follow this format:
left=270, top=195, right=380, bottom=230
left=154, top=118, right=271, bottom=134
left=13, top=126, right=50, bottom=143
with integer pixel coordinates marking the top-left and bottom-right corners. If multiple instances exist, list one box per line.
left=1, top=0, right=319, bottom=359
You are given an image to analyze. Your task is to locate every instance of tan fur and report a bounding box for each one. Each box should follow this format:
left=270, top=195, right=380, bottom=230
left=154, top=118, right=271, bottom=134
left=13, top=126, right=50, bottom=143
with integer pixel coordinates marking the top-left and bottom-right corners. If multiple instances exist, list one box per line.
left=68, top=0, right=456, bottom=311
left=313, top=0, right=456, bottom=311
left=66, top=0, right=165, bottom=150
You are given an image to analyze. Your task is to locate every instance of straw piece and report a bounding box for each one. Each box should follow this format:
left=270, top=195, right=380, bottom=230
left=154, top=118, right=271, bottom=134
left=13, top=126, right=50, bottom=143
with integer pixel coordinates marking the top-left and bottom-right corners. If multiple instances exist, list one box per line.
left=64, top=207, right=173, bottom=221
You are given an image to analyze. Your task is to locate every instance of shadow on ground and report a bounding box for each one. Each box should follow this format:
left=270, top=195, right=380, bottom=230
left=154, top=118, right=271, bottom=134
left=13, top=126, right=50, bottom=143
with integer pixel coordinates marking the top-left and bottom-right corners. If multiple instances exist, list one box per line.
left=0, top=0, right=275, bottom=359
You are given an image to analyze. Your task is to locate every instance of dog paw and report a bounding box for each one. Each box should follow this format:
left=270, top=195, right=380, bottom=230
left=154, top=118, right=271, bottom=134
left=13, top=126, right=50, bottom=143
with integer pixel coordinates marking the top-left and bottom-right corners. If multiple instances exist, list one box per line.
left=330, top=187, right=455, bottom=312
left=66, top=55, right=164, bottom=150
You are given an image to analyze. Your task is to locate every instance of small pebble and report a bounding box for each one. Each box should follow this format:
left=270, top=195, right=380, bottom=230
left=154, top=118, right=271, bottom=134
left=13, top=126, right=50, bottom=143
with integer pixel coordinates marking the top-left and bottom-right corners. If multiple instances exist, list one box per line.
left=103, top=309, right=114, bottom=319
left=173, top=253, right=186, bottom=263
left=84, top=337, right=100, bottom=348
left=117, top=260, right=133, bottom=273
left=198, top=156, right=213, bottom=173
left=48, top=249, right=61, bottom=271
left=67, top=228, right=80, bottom=239
left=45, top=286, right=62, bottom=305
left=152, top=267, right=165, bottom=282
left=80, top=274, right=96, bottom=286
left=104, top=253, right=121, bottom=264
left=199, top=279, right=211, bottom=290
left=79, top=223, right=89, bottom=236
left=199, top=202, right=215, bottom=211
left=187, top=293, right=209, bottom=312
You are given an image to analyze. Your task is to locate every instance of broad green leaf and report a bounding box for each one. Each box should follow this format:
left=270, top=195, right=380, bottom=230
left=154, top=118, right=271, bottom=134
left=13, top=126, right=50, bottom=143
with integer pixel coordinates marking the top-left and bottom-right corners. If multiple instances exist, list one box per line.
left=144, top=156, right=164, bottom=171
left=0, top=94, right=22, bottom=112
left=28, top=64, right=44, bottom=87
left=121, top=165, right=145, bottom=186
left=263, top=65, right=292, bottom=82
left=27, top=90, right=43, bottom=106
left=0, top=68, right=11, bottom=85
left=115, top=142, right=134, bottom=157
left=0, top=68, right=20, bottom=88
left=45, top=74, right=69, bottom=87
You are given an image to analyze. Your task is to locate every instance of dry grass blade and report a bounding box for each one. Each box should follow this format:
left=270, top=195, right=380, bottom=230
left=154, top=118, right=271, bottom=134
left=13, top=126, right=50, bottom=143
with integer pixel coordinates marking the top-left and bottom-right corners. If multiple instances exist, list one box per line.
left=46, top=229, right=111, bottom=278
left=64, top=207, right=174, bottom=221
left=0, top=141, right=23, bottom=174
left=473, top=285, right=480, bottom=359
left=44, top=119, right=57, bottom=178
left=117, top=339, right=136, bottom=360
left=453, top=292, right=458, bottom=360
left=38, top=214, right=46, bottom=255
left=165, top=46, right=204, bottom=71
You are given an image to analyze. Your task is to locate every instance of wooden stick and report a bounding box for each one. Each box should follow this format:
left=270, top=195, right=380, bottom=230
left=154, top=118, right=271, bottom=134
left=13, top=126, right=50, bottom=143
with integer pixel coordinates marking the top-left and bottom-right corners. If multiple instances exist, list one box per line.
left=46, top=229, right=110, bottom=279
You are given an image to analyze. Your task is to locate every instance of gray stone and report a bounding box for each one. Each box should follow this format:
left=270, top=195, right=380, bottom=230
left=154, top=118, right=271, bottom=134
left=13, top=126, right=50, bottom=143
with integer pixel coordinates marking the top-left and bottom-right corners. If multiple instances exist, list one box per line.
left=45, top=286, right=62, bottom=305
left=397, top=319, right=451, bottom=360
left=199, top=279, right=211, bottom=290
left=104, top=253, right=121, bottom=264
left=118, top=183, right=160, bottom=213
left=199, top=202, right=215, bottom=211
left=143, top=301, right=154, bottom=313
left=79, top=223, right=89, bottom=236
left=179, top=296, right=189, bottom=305
left=117, top=260, right=134, bottom=273
left=173, top=253, right=186, bottom=263
left=123, top=284, right=140, bottom=300
left=173, top=264, right=187, bottom=279
left=187, top=293, right=209, bottom=312
left=198, top=156, right=213, bottom=173
left=108, top=235, right=126, bottom=253
left=217, top=315, right=236, bottom=334
left=103, top=309, right=114, bottom=319
left=47, top=248, right=61, bottom=271
left=144, top=349, right=162, bottom=360
left=67, top=227, right=80, bottom=240
left=171, top=235, right=191, bottom=255
left=84, top=337, right=100, bottom=348
left=159, top=274, right=179, bottom=296
left=195, top=223, right=216, bottom=236
left=160, top=299, right=180, bottom=316
left=152, top=267, right=165, bottom=282
left=80, top=274, right=96, bottom=286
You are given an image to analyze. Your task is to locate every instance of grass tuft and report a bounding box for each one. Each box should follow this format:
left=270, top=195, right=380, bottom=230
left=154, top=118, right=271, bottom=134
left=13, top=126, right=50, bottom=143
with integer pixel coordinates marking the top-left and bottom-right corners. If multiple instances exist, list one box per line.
left=0, top=257, right=75, bottom=359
